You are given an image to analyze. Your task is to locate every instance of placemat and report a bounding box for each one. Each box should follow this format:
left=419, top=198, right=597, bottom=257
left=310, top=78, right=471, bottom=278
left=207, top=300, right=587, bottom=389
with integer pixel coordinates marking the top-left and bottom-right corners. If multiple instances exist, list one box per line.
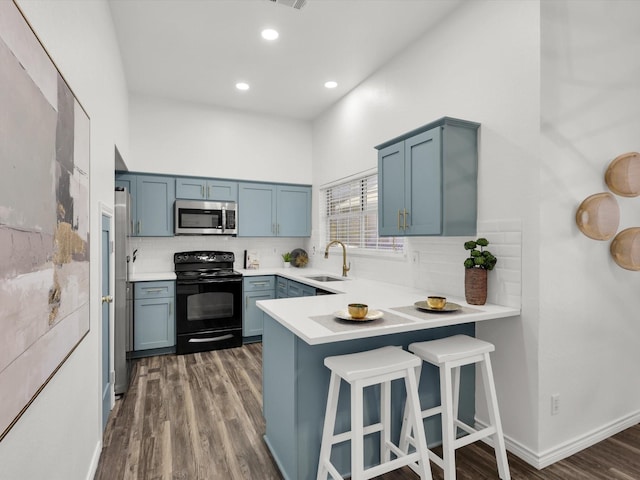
left=390, top=304, right=481, bottom=320
left=310, top=310, right=412, bottom=333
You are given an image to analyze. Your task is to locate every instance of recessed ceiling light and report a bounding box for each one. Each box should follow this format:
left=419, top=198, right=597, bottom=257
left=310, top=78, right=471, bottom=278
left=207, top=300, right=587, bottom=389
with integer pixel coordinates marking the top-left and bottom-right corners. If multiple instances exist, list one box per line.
left=236, top=82, right=250, bottom=91
left=324, top=81, right=338, bottom=89
left=261, top=28, right=279, bottom=41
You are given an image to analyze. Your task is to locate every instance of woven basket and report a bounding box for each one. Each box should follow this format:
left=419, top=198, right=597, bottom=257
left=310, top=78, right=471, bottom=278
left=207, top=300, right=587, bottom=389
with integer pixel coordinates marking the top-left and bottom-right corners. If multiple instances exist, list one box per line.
left=465, top=268, right=487, bottom=305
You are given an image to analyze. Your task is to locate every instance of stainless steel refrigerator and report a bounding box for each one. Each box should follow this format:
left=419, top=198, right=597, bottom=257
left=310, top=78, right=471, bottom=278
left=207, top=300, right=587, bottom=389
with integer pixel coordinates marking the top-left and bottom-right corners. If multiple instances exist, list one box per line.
left=114, top=187, right=133, bottom=395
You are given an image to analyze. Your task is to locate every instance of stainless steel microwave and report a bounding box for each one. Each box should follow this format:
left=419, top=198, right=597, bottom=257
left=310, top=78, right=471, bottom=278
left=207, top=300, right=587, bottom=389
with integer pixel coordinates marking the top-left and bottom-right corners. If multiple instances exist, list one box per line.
left=174, top=200, right=237, bottom=235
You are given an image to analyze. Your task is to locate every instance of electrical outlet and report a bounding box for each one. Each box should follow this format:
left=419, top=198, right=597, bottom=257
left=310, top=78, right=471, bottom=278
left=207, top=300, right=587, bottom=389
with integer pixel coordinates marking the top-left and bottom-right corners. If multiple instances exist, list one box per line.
left=551, top=393, right=560, bottom=415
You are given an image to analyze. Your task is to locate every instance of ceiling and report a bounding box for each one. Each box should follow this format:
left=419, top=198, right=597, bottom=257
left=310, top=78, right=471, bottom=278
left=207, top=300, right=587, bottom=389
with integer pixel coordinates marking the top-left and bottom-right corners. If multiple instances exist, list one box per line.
left=108, top=0, right=463, bottom=120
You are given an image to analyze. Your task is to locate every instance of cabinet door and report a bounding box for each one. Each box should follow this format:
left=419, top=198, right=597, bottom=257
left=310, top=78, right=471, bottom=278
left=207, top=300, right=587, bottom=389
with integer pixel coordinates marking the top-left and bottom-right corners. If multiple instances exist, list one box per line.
left=378, top=141, right=405, bottom=236
left=208, top=180, right=238, bottom=202
left=238, top=183, right=277, bottom=236
left=134, top=297, right=175, bottom=350
left=405, top=128, right=442, bottom=235
left=276, top=185, right=311, bottom=237
left=115, top=173, right=137, bottom=233
left=287, top=280, right=304, bottom=298
left=176, top=177, right=207, bottom=200
left=136, top=175, right=175, bottom=236
left=276, top=276, right=288, bottom=298
left=244, top=290, right=275, bottom=336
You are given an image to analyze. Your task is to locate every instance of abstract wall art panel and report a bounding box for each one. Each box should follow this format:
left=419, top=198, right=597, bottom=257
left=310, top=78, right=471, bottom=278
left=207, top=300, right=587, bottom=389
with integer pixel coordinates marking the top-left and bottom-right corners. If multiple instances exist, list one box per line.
left=0, top=1, right=90, bottom=441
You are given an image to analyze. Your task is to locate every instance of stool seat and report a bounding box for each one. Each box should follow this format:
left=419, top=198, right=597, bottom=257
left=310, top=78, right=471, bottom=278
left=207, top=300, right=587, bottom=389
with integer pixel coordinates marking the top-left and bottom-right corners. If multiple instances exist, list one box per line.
left=400, top=335, right=510, bottom=480
left=409, top=334, right=494, bottom=364
left=317, top=346, right=433, bottom=480
left=324, top=346, right=421, bottom=382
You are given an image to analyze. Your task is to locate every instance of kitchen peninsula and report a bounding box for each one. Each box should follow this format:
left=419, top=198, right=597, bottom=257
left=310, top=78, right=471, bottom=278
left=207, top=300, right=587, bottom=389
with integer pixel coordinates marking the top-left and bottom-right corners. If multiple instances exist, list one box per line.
left=254, top=269, right=519, bottom=480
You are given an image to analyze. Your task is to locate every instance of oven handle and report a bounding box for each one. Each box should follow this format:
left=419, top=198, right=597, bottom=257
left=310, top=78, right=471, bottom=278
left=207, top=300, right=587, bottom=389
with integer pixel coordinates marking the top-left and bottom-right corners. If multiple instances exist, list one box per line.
left=188, top=334, right=235, bottom=343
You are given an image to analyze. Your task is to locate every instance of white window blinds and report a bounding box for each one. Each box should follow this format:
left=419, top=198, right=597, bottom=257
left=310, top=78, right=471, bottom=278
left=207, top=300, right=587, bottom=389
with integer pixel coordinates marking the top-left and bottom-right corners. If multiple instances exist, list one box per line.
left=323, top=173, right=403, bottom=253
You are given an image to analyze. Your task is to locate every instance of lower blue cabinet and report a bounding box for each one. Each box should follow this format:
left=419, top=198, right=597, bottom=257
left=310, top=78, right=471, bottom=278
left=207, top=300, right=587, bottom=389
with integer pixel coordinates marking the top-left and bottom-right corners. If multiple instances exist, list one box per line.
left=243, top=276, right=276, bottom=338
left=134, top=281, right=175, bottom=351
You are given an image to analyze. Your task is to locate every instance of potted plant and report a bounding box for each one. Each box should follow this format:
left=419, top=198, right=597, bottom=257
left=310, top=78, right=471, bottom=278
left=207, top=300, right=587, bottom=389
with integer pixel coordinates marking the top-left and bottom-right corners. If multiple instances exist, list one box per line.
left=282, top=252, right=292, bottom=268
left=463, top=238, right=497, bottom=305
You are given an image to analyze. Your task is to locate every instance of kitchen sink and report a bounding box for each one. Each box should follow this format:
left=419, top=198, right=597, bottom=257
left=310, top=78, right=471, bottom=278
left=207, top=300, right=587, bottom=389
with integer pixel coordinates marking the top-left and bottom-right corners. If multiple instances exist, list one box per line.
left=304, top=275, right=345, bottom=282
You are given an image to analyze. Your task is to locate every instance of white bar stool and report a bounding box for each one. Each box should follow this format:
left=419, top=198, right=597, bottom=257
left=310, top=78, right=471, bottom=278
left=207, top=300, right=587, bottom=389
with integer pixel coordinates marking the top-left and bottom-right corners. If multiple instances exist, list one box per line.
left=399, top=335, right=510, bottom=480
left=317, top=346, right=433, bottom=480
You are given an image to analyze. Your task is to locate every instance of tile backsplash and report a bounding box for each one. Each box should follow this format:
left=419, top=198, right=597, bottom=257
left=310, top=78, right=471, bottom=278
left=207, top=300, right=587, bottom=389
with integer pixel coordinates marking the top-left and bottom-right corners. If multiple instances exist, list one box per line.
left=311, top=219, right=522, bottom=308
left=129, top=219, right=521, bottom=309
left=129, top=235, right=306, bottom=274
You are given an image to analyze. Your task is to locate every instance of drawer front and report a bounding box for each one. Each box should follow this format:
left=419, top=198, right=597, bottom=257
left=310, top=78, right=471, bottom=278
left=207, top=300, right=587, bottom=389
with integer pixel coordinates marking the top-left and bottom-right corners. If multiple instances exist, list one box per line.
left=243, top=275, right=276, bottom=292
left=135, top=280, right=175, bottom=299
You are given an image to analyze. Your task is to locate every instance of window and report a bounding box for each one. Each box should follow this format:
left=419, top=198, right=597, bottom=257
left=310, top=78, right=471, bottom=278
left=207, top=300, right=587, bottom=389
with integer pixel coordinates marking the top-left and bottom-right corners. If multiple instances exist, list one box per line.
left=322, top=173, right=403, bottom=253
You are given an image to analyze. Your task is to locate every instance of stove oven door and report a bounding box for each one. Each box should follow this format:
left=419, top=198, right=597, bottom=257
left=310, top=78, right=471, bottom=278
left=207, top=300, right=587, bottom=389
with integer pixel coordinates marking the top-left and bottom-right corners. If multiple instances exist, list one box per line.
left=175, top=277, right=243, bottom=353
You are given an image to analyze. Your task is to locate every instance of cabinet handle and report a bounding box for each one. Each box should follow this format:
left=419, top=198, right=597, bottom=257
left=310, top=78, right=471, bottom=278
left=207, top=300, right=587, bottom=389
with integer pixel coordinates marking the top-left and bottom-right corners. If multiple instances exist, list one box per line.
left=137, top=221, right=141, bottom=234
left=277, top=224, right=280, bottom=235
left=252, top=282, right=268, bottom=286
left=398, top=210, right=402, bottom=230
left=144, top=288, right=166, bottom=293
left=201, top=185, right=205, bottom=197
left=403, top=209, right=409, bottom=230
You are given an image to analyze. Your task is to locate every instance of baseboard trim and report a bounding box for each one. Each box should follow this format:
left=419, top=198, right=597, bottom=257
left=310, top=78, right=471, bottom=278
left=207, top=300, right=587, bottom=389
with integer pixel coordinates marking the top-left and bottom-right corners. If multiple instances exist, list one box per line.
left=476, top=410, right=640, bottom=470
left=86, top=439, right=102, bottom=480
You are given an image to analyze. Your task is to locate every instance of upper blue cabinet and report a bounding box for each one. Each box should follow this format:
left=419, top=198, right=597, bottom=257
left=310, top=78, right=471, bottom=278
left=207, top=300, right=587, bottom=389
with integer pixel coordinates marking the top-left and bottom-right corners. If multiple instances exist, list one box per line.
left=176, top=177, right=238, bottom=202
left=376, top=117, right=479, bottom=237
left=238, top=182, right=311, bottom=237
left=116, top=173, right=175, bottom=237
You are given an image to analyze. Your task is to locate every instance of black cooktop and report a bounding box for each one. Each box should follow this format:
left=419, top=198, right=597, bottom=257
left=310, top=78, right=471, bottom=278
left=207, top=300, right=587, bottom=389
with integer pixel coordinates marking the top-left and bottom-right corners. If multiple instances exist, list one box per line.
left=174, top=251, right=242, bottom=279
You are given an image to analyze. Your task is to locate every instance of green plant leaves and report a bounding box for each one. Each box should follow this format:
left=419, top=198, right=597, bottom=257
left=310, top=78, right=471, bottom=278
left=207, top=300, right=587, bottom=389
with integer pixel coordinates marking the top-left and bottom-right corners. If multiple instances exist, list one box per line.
left=463, top=238, right=497, bottom=270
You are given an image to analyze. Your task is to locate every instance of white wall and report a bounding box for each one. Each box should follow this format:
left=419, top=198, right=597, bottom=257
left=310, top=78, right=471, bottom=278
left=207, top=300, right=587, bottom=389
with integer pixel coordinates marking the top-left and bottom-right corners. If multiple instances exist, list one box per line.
left=312, top=0, right=640, bottom=468
left=539, top=0, right=640, bottom=465
left=310, top=0, right=539, bottom=457
left=0, top=1, right=129, bottom=479
left=129, top=93, right=313, bottom=184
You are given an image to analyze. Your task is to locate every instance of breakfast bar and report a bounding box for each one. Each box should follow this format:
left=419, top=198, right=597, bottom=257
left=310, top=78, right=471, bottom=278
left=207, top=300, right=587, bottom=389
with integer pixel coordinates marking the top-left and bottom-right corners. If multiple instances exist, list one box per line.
left=256, top=273, right=519, bottom=480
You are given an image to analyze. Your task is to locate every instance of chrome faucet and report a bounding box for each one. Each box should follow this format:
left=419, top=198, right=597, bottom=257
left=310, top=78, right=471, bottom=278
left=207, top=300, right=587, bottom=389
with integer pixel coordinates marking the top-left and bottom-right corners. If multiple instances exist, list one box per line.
left=324, top=240, right=350, bottom=277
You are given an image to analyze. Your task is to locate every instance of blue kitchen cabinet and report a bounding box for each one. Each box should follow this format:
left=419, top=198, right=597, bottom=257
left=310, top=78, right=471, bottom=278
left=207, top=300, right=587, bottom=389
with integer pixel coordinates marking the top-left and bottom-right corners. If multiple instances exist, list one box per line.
left=238, top=183, right=277, bottom=236
left=136, top=175, right=175, bottom=236
left=277, top=185, right=311, bottom=237
left=287, top=279, right=316, bottom=297
left=376, top=117, right=479, bottom=237
left=276, top=276, right=288, bottom=299
left=238, top=182, right=311, bottom=237
left=176, top=177, right=238, bottom=202
left=115, top=173, right=138, bottom=231
left=133, top=281, right=175, bottom=352
left=243, top=276, right=276, bottom=340
left=115, top=173, right=175, bottom=237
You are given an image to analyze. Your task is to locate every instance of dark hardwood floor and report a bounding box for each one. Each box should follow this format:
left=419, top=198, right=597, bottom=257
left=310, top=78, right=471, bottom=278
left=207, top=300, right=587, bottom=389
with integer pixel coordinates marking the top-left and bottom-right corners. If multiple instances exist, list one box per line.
left=95, top=344, right=640, bottom=479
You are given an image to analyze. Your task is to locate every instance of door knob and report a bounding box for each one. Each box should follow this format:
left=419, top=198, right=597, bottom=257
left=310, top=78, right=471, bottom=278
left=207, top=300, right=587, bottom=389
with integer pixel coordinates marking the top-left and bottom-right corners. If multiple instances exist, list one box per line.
left=101, top=295, right=113, bottom=304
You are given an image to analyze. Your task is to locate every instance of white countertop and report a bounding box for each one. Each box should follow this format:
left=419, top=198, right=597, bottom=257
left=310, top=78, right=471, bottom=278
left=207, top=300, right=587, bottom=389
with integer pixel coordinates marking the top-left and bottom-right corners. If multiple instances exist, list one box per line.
left=129, top=271, right=176, bottom=282
left=253, top=267, right=520, bottom=345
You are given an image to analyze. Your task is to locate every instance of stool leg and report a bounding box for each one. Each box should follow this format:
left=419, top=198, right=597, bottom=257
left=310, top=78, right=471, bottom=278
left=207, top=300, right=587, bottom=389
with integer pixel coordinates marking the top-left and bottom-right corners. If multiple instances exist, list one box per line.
left=452, top=365, right=461, bottom=433
left=317, top=372, right=341, bottom=480
left=440, top=364, right=456, bottom=480
left=399, top=363, right=422, bottom=455
left=351, top=379, right=365, bottom=480
left=380, top=380, right=391, bottom=463
left=480, top=353, right=511, bottom=480
left=405, top=367, right=433, bottom=480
